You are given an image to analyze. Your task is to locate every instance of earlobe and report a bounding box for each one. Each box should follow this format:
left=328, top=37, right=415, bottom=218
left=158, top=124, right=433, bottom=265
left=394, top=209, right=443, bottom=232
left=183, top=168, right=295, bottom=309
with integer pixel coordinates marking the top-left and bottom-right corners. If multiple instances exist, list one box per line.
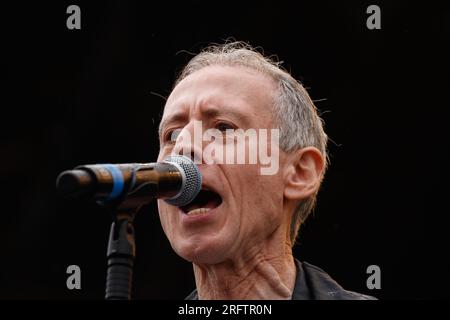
left=283, top=147, right=325, bottom=201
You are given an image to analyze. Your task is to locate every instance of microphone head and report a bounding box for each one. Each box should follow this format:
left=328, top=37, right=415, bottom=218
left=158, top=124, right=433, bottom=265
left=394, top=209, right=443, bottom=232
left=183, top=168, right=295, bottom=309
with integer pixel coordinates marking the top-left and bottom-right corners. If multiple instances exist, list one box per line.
left=163, top=155, right=202, bottom=207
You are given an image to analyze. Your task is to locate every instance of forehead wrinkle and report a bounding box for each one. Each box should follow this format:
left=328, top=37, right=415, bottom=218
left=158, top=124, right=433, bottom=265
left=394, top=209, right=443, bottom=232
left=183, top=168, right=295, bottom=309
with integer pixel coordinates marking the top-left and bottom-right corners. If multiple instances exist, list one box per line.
left=159, top=66, right=276, bottom=136
left=159, top=97, right=252, bottom=137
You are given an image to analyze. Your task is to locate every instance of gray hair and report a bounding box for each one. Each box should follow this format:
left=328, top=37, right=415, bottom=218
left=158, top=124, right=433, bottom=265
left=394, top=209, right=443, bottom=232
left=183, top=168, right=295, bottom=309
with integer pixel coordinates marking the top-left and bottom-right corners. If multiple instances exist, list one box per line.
left=173, top=41, right=328, bottom=245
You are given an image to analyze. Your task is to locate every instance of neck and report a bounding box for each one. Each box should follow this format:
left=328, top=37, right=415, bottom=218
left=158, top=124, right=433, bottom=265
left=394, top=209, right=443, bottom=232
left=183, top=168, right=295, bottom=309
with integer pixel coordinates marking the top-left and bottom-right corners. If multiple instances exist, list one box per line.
left=192, top=241, right=296, bottom=300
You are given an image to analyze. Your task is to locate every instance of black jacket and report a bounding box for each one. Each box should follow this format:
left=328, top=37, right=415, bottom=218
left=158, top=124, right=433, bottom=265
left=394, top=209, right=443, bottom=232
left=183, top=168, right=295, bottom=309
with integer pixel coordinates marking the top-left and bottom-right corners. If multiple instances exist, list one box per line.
left=186, top=259, right=376, bottom=300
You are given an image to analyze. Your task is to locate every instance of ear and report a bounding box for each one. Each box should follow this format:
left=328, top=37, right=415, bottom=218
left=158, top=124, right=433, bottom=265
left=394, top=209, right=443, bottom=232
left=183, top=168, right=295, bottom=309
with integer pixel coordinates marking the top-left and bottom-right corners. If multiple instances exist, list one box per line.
left=283, top=147, right=325, bottom=201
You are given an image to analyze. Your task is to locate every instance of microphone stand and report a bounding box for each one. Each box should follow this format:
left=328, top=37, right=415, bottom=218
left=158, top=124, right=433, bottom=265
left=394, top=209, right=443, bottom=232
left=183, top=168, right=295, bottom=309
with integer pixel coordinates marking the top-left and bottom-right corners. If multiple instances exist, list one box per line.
left=105, top=209, right=136, bottom=300
left=102, top=168, right=156, bottom=300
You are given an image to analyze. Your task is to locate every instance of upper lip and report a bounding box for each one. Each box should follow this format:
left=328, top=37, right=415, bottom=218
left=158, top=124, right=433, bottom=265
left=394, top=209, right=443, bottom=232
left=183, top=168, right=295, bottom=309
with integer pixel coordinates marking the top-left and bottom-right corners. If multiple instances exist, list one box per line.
left=199, top=175, right=221, bottom=196
left=178, top=176, right=224, bottom=212
left=201, top=183, right=212, bottom=191
left=199, top=182, right=222, bottom=199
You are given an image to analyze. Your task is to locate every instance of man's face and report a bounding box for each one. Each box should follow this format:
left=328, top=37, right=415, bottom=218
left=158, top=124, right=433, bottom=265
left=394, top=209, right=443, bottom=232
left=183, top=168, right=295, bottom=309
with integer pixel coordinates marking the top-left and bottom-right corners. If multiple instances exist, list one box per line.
left=157, top=65, right=288, bottom=264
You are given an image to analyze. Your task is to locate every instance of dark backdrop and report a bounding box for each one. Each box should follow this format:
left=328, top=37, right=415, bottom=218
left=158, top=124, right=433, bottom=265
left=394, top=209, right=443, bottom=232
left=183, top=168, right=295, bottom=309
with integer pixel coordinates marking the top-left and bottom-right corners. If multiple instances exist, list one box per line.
left=1, top=1, right=449, bottom=299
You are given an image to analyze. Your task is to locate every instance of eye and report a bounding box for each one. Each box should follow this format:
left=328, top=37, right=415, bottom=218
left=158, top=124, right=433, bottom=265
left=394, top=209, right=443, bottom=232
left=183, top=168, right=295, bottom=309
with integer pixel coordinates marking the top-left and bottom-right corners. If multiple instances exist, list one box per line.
left=164, top=128, right=181, bottom=143
left=215, top=121, right=235, bottom=132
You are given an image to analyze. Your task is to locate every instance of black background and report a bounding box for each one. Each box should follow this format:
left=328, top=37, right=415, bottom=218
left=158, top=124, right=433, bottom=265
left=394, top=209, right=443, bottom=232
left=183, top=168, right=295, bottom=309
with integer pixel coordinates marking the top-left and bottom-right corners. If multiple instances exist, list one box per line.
left=1, top=1, right=449, bottom=299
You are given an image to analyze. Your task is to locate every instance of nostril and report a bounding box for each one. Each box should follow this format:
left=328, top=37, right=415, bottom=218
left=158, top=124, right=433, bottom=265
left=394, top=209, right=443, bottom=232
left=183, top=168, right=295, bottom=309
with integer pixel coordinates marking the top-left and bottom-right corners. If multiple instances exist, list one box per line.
left=176, top=150, right=199, bottom=163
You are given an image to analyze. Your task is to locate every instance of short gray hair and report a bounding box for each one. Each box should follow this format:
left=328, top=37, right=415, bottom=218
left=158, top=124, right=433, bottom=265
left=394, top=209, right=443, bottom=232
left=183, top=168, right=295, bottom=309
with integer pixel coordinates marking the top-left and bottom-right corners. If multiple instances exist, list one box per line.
left=173, top=41, right=328, bottom=245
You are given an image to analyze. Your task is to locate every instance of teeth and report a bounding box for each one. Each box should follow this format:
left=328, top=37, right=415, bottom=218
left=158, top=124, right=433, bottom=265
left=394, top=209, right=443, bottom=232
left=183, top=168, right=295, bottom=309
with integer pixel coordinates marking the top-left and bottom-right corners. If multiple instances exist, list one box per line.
left=186, top=208, right=211, bottom=216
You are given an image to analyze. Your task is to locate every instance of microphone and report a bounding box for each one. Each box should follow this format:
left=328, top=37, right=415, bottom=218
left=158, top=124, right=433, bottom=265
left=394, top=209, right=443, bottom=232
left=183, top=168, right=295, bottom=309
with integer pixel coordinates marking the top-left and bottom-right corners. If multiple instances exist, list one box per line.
left=56, top=155, right=202, bottom=208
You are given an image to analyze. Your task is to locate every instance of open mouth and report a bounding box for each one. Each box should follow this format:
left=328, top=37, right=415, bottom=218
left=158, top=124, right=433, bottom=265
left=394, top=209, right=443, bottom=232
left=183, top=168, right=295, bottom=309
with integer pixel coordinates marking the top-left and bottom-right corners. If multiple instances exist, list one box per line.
left=180, top=188, right=223, bottom=216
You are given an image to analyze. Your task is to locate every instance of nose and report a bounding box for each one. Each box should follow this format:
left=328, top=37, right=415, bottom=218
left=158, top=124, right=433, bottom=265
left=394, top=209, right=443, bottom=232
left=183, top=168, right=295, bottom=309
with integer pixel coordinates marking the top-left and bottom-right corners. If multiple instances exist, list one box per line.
left=176, top=149, right=196, bottom=162
left=172, top=121, right=204, bottom=164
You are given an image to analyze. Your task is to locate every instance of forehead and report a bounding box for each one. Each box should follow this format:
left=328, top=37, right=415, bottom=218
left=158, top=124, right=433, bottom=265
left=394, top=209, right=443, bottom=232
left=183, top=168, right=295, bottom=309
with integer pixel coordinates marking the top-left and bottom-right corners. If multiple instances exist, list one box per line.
left=162, top=65, right=277, bottom=124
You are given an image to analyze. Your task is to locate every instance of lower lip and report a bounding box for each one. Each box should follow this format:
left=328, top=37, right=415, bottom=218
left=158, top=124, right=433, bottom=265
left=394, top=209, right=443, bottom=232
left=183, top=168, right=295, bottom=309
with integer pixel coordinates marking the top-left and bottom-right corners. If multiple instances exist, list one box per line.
left=179, top=204, right=222, bottom=225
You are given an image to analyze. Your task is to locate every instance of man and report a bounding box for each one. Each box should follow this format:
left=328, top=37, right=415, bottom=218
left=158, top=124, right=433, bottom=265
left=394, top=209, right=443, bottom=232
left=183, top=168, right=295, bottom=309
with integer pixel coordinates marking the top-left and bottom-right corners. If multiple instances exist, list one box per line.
left=157, top=41, right=375, bottom=300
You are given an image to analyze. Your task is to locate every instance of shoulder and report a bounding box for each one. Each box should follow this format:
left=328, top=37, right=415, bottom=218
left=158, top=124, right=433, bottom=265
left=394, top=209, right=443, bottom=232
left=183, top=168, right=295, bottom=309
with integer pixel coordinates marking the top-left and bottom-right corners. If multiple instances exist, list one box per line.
left=300, top=261, right=377, bottom=300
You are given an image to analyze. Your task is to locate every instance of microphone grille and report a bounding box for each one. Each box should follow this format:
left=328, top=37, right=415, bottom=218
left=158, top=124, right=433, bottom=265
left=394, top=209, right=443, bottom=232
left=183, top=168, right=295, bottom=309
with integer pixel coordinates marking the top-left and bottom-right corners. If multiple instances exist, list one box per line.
left=163, top=155, right=202, bottom=207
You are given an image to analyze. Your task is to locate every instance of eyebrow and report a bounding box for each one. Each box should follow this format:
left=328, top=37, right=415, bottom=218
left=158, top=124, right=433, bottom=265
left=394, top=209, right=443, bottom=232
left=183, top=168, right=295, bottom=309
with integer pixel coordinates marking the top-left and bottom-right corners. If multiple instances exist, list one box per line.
left=158, top=112, right=187, bottom=138
left=158, top=106, right=248, bottom=138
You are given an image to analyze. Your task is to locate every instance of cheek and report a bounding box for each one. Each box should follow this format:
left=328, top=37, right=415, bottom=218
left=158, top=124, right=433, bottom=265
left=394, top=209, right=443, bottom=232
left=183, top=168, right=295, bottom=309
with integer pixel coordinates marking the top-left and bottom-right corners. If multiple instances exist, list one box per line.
left=242, top=174, right=284, bottom=226
left=226, top=164, right=283, bottom=213
left=157, top=200, right=175, bottom=236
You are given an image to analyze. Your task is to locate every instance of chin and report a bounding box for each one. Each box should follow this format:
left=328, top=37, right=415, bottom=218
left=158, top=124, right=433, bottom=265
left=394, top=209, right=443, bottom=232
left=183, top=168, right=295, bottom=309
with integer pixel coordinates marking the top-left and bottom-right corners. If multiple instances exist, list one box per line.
left=173, top=235, right=231, bottom=265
